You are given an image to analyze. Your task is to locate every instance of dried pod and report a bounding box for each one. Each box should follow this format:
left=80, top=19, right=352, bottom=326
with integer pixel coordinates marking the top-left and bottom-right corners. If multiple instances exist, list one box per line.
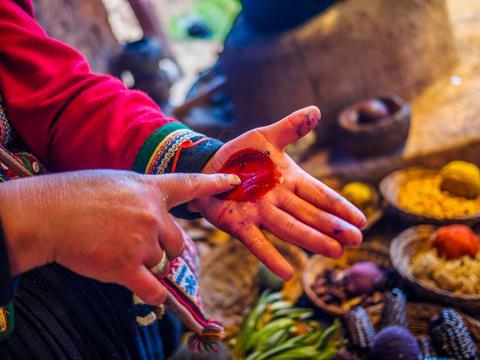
left=417, top=336, right=436, bottom=359
left=345, top=306, right=375, bottom=349
left=430, top=308, right=478, bottom=360
left=331, top=349, right=362, bottom=360
left=378, top=288, right=408, bottom=329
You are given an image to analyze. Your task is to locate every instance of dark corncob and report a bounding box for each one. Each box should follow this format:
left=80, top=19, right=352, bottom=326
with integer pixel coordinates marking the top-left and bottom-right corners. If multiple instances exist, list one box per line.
left=331, top=349, right=362, bottom=360
left=418, top=335, right=436, bottom=359
left=378, top=288, right=408, bottom=329
left=345, top=306, right=375, bottom=350
left=430, top=308, right=478, bottom=360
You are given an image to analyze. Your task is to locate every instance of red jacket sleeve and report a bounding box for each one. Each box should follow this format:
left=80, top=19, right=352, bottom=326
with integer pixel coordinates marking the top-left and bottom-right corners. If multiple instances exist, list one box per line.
left=0, top=0, right=182, bottom=171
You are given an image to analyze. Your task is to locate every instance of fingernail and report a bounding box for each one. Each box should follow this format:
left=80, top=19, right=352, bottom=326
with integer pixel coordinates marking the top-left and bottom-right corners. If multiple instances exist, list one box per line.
left=227, top=174, right=241, bottom=185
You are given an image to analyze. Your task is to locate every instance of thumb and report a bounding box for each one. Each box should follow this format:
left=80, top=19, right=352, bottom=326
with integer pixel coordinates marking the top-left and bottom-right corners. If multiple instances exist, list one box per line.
left=156, top=173, right=241, bottom=208
left=259, top=106, right=321, bottom=149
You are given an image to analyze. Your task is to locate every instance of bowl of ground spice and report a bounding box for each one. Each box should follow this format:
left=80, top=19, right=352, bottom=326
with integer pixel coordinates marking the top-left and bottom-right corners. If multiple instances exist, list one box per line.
left=379, top=163, right=480, bottom=225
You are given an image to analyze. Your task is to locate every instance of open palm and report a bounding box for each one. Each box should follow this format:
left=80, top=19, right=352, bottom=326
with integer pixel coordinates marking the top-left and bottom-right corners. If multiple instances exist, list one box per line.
left=191, top=107, right=366, bottom=280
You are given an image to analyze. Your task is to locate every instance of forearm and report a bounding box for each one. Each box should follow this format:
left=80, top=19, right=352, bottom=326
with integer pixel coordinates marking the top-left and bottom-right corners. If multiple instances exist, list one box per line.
left=0, top=0, right=222, bottom=180
left=0, top=212, right=15, bottom=341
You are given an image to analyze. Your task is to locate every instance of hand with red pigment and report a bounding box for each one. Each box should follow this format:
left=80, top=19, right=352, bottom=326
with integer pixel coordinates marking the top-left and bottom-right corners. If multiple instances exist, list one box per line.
left=191, top=106, right=367, bottom=280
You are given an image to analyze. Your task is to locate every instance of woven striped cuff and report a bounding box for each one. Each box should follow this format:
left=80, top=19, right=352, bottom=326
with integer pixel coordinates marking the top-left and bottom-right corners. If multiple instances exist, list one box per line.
left=133, top=123, right=223, bottom=219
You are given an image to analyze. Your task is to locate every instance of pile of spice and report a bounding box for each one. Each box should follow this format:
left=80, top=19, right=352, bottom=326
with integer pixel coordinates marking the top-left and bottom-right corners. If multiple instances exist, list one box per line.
left=311, top=261, right=392, bottom=311
left=397, top=161, right=480, bottom=218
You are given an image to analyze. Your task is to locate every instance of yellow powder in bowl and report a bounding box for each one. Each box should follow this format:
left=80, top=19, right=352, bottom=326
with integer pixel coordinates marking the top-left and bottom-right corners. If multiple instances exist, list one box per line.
left=397, top=174, right=480, bottom=218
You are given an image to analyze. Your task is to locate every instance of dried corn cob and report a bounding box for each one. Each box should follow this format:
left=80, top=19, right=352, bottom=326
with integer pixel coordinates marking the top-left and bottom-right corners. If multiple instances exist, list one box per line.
left=332, top=349, right=363, bottom=360
left=378, top=288, right=408, bottom=329
left=418, top=335, right=436, bottom=359
left=345, top=307, right=375, bottom=349
left=430, top=308, right=478, bottom=360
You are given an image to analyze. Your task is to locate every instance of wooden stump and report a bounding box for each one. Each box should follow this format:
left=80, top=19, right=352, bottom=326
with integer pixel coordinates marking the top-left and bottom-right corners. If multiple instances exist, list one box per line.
left=34, top=0, right=120, bottom=74
left=220, top=0, right=458, bottom=142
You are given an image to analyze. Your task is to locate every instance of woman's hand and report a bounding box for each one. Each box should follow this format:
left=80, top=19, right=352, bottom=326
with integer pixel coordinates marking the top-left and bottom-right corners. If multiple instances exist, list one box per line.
left=0, top=170, right=239, bottom=305
left=191, top=106, right=367, bottom=280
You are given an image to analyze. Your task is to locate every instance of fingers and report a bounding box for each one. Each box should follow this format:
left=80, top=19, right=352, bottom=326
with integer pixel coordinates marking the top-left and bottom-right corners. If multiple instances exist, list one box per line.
left=158, top=215, right=185, bottom=260
left=262, top=206, right=344, bottom=258
left=124, top=267, right=168, bottom=305
left=277, top=193, right=363, bottom=246
left=156, top=173, right=241, bottom=208
left=296, top=175, right=367, bottom=228
left=144, top=247, right=170, bottom=279
left=259, top=106, right=321, bottom=149
left=234, top=223, right=294, bottom=280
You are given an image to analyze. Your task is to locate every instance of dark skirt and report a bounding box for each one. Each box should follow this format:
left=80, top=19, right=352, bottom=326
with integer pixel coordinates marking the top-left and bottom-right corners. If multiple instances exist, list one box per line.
left=0, top=264, right=181, bottom=360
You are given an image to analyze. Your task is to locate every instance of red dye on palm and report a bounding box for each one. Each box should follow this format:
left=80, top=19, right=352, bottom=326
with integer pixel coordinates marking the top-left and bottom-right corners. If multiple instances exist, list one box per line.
left=218, top=148, right=281, bottom=202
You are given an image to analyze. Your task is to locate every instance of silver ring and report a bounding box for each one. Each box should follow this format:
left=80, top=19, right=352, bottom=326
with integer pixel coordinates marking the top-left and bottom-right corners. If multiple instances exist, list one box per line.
left=149, top=252, right=169, bottom=276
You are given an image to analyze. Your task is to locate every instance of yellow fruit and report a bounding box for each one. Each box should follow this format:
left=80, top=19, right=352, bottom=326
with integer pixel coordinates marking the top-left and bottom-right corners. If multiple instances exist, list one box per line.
left=341, top=182, right=373, bottom=209
left=440, top=161, right=480, bottom=199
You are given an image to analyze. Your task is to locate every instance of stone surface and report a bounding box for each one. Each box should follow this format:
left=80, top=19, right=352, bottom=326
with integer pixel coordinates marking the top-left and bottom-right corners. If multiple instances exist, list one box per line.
left=34, top=0, right=120, bottom=74
left=220, top=0, right=457, bottom=141
left=301, top=0, right=480, bottom=184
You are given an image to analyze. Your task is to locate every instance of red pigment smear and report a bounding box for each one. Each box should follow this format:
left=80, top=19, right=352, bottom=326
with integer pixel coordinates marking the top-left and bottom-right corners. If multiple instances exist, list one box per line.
left=217, top=148, right=281, bottom=202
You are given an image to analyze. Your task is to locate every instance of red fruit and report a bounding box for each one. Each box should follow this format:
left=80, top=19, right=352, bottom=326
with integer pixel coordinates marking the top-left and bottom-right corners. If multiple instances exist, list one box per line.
left=433, top=225, right=480, bottom=260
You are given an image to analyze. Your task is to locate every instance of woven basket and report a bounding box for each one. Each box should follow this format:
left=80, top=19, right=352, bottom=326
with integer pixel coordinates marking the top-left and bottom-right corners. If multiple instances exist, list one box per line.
left=367, top=302, right=480, bottom=350
left=200, top=237, right=307, bottom=338
left=303, top=244, right=391, bottom=317
left=390, top=225, right=480, bottom=313
left=379, top=167, right=480, bottom=225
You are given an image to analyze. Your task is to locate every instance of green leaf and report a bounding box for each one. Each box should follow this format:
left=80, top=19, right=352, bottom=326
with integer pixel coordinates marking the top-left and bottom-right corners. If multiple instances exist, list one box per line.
left=244, top=318, right=294, bottom=353
left=265, top=346, right=321, bottom=360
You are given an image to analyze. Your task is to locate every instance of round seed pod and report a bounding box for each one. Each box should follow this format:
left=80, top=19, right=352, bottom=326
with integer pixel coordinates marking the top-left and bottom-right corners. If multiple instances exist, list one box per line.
left=370, top=326, right=421, bottom=360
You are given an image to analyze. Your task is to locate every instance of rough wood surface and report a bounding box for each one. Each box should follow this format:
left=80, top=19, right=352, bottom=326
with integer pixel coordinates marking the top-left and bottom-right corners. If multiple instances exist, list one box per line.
left=300, top=0, right=480, bottom=184
left=34, top=0, right=120, bottom=74
left=221, top=0, right=457, bottom=142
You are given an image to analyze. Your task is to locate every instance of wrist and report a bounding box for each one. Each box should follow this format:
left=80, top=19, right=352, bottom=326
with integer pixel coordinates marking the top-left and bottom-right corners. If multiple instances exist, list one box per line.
left=0, top=180, right=50, bottom=276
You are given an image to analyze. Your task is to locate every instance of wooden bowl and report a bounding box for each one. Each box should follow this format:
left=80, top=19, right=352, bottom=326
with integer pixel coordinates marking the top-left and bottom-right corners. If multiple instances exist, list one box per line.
left=200, top=237, right=307, bottom=337
left=390, top=225, right=480, bottom=313
left=380, top=167, right=480, bottom=225
left=367, top=302, right=480, bottom=349
left=337, top=95, right=410, bottom=158
left=303, top=244, right=391, bottom=317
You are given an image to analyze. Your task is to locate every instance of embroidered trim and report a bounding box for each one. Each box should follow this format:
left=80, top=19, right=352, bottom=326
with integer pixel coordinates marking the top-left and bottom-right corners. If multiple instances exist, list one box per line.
left=133, top=122, right=189, bottom=172
left=145, top=129, right=201, bottom=174
left=0, top=307, right=7, bottom=333
left=0, top=95, right=14, bottom=146
left=0, top=302, right=14, bottom=340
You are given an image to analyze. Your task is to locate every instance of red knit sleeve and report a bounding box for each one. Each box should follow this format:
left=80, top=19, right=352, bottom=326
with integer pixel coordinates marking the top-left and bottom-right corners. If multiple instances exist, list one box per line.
left=0, top=0, right=180, bottom=171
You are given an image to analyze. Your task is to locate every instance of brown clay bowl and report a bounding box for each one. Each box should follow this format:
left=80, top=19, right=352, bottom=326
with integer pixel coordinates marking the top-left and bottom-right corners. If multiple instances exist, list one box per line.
left=337, top=94, right=410, bottom=158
